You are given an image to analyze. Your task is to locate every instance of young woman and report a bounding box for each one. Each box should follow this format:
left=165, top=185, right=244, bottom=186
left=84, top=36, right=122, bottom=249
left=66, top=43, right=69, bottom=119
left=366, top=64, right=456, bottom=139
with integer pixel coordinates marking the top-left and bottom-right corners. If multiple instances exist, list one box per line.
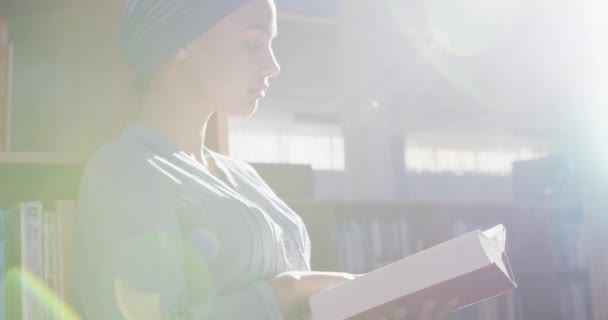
left=71, top=0, right=455, bottom=319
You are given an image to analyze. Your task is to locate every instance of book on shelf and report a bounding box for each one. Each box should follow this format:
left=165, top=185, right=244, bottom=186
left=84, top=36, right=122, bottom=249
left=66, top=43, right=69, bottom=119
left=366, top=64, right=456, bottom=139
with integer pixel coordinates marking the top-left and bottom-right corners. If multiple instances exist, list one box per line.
left=309, top=224, right=517, bottom=320
left=56, top=199, right=76, bottom=310
left=0, top=209, right=6, bottom=320
left=3, top=200, right=77, bottom=320
left=550, top=222, right=587, bottom=269
left=337, top=215, right=417, bottom=274
left=42, top=209, right=61, bottom=320
left=558, top=279, right=590, bottom=320
left=449, top=292, right=518, bottom=320
left=5, top=201, right=45, bottom=320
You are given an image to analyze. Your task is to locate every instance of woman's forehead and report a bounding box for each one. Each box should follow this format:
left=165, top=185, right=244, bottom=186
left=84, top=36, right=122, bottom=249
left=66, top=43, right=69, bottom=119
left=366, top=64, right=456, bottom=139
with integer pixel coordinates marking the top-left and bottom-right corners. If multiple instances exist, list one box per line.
left=235, top=0, right=277, bottom=35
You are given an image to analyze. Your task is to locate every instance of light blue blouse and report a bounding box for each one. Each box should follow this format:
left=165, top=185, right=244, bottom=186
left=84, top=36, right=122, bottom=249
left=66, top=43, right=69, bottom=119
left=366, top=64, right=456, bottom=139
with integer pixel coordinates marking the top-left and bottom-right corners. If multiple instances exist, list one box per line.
left=71, top=123, right=312, bottom=319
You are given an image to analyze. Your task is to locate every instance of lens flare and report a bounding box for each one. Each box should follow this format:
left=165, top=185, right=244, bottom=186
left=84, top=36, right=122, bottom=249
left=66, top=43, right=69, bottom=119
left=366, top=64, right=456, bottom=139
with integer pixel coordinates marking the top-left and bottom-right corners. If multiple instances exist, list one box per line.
left=188, top=228, right=221, bottom=260
left=383, top=1, right=486, bottom=105
left=425, top=0, right=519, bottom=57
left=115, top=278, right=162, bottom=320
left=5, top=267, right=81, bottom=320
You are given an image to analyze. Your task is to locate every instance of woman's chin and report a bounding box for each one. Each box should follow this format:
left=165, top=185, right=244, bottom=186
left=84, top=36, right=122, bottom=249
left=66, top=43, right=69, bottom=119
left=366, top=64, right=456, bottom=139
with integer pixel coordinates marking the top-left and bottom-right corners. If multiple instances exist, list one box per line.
left=227, top=101, right=258, bottom=118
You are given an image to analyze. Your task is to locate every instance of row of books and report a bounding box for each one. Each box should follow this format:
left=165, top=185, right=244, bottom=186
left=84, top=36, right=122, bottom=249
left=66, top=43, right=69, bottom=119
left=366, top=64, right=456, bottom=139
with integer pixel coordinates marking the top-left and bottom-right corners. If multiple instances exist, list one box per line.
left=336, top=216, right=414, bottom=273
left=0, top=200, right=76, bottom=320
left=313, top=224, right=518, bottom=320
left=335, top=215, right=484, bottom=274
left=336, top=213, right=589, bottom=273
left=0, top=18, right=13, bottom=152
left=452, top=292, right=523, bottom=320
left=332, top=214, right=589, bottom=320
left=558, top=279, right=591, bottom=320
left=549, top=221, right=587, bottom=269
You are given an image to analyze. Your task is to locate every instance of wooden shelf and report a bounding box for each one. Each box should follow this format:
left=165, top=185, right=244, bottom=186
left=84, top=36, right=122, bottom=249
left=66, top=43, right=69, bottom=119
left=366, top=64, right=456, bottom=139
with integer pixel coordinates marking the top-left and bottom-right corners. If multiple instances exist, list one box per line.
left=0, top=152, right=81, bottom=165
left=0, top=152, right=84, bottom=207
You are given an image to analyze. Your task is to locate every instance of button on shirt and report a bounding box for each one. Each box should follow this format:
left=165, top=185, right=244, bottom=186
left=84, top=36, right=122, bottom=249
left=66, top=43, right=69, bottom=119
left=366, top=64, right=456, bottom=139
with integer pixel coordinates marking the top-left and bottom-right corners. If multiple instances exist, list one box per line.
left=71, top=124, right=312, bottom=319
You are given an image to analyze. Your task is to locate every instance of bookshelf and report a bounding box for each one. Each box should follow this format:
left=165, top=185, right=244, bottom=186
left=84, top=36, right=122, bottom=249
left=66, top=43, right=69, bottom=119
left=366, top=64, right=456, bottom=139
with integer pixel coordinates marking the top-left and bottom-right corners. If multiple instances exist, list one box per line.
left=286, top=199, right=590, bottom=320
left=1, top=1, right=234, bottom=316
left=581, top=159, right=608, bottom=320
left=0, top=151, right=84, bottom=208
left=0, top=152, right=79, bottom=165
left=0, top=154, right=83, bottom=209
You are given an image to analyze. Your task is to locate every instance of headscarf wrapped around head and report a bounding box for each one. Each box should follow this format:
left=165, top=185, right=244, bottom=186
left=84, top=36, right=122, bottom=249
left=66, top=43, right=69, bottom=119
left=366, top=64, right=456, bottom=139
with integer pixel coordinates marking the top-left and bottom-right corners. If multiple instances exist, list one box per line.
left=121, top=0, right=250, bottom=77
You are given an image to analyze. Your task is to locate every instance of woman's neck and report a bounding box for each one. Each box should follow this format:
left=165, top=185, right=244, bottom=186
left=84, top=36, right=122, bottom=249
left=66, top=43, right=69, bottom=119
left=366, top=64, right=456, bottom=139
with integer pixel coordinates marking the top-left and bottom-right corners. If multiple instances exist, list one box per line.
left=134, top=67, right=216, bottom=160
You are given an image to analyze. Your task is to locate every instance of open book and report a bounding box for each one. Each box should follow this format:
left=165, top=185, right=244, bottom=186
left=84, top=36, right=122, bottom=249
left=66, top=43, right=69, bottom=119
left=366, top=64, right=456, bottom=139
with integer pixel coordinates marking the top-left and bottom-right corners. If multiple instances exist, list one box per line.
left=309, top=225, right=517, bottom=320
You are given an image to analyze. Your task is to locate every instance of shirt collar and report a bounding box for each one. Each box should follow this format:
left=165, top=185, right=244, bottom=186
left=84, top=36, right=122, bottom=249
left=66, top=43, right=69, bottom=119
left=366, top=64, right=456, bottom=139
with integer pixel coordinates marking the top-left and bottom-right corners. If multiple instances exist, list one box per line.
left=122, top=123, right=183, bottom=157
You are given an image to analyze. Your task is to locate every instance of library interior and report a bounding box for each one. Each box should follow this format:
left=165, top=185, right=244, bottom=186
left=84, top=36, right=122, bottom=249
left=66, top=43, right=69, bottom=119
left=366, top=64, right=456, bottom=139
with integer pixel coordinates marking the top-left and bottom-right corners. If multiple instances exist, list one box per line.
left=0, top=0, right=607, bottom=319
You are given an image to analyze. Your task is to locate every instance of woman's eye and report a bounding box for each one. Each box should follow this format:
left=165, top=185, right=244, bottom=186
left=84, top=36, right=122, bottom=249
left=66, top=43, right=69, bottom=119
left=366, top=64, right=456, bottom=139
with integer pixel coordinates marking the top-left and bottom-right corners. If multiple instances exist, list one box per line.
left=243, top=42, right=263, bottom=50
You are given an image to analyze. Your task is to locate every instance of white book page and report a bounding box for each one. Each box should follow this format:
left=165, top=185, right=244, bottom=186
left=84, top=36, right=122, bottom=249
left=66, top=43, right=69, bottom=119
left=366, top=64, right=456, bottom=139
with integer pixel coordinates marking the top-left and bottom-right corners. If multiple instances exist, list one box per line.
left=481, top=224, right=509, bottom=277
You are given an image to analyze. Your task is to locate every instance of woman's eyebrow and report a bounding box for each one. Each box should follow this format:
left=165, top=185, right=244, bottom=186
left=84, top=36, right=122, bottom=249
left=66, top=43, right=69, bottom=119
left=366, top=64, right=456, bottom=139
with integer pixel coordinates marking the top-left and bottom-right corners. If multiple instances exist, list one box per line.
left=245, top=23, right=278, bottom=37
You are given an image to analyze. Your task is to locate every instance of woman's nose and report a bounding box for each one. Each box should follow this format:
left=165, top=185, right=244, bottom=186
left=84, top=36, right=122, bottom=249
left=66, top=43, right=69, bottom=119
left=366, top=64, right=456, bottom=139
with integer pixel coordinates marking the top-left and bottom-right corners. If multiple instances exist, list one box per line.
left=261, top=49, right=281, bottom=78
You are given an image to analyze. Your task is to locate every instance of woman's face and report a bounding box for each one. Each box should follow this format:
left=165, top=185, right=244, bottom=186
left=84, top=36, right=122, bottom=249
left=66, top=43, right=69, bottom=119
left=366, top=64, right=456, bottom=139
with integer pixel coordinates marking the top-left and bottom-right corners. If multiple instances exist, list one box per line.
left=179, top=0, right=280, bottom=117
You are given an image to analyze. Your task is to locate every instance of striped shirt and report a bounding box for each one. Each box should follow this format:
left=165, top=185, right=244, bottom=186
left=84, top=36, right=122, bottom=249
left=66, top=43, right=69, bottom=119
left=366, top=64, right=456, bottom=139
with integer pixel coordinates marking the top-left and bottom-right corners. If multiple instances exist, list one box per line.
left=71, top=123, right=312, bottom=319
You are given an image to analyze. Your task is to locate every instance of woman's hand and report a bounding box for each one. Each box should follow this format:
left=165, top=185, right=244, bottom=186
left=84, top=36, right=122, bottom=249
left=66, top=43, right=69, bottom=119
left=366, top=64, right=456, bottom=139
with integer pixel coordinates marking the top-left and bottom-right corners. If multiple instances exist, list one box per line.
left=267, top=271, right=363, bottom=318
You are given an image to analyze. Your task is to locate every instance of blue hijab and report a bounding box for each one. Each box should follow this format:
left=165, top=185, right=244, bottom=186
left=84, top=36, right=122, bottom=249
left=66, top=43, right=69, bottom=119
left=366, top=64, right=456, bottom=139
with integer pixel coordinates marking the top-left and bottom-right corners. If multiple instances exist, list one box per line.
left=121, top=0, right=249, bottom=75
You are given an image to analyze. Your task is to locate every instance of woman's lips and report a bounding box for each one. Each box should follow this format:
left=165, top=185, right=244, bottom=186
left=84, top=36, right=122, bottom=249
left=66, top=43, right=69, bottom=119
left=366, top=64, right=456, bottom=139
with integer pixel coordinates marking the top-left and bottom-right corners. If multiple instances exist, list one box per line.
left=248, top=88, right=267, bottom=99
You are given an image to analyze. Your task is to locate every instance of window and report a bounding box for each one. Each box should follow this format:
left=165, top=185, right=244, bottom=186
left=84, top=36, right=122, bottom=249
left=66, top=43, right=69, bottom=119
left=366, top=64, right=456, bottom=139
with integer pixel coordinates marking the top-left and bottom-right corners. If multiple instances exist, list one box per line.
left=404, top=134, right=548, bottom=176
left=229, top=130, right=345, bottom=171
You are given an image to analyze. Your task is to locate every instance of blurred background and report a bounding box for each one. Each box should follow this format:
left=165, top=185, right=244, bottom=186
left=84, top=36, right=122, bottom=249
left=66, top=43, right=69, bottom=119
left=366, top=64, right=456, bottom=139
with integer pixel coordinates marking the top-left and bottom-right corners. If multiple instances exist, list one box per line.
left=0, top=0, right=606, bottom=319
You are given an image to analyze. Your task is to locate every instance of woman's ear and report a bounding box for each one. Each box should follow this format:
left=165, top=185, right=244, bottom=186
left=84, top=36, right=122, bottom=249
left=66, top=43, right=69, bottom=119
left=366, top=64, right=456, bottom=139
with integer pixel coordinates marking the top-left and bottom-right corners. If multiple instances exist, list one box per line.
left=176, top=47, right=190, bottom=61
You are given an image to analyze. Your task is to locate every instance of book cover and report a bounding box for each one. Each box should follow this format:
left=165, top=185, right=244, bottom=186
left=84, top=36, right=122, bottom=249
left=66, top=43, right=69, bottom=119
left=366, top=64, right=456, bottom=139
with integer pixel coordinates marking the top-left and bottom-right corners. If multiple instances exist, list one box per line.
left=0, top=209, right=6, bottom=320
left=5, top=202, right=45, bottom=320
left=49, top=209, right=61, bottom=320
left=309, top=224, right=517, bottom=320
left=43, top=210, right=60, bottom=320
left=56, top=200, right=76, bottom=308
left=21, top=201, right=45, bottom=320
left=5, top=205, right=20, bottom=320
